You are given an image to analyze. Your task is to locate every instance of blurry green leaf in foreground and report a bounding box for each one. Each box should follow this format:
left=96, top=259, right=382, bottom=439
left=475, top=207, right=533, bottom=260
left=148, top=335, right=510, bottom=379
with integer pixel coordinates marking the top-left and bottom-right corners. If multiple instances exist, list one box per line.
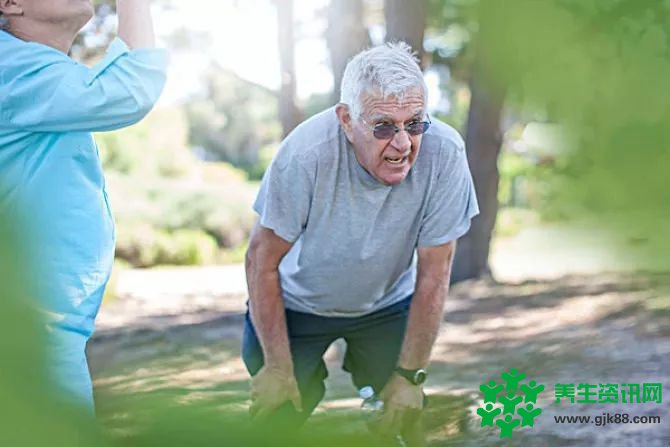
left=0, top=207, right=106, bottom=446
left=476, top=0, right=670, bottom=271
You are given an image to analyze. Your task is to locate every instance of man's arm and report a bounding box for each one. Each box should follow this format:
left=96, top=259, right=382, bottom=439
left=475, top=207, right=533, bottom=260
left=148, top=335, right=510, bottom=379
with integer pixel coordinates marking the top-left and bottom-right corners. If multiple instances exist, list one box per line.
left=116, top=0, right=156, bottom=49
left=245, top=222, right=302, bottom=419
left=378, top=241, right=456, bottom=434
left=398, top=240, right=455, bottom=368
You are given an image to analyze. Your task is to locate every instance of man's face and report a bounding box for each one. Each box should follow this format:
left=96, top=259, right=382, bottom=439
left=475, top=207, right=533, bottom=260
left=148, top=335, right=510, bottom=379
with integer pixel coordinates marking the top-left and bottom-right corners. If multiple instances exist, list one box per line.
left=339, top=89, right=426, bottom=186
left=14, top=0, right=94, bottom=27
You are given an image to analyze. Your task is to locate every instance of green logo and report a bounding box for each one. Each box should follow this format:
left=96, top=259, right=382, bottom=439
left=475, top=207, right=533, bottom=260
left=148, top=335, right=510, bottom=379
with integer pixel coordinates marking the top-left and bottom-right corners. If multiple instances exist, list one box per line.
left=477, top=369, right=545, bottom=439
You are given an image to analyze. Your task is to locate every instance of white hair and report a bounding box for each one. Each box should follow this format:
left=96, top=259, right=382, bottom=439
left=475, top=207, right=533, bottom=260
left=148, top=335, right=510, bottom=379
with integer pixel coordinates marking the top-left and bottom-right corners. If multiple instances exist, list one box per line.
left=339, top=41, right=427, bottom=120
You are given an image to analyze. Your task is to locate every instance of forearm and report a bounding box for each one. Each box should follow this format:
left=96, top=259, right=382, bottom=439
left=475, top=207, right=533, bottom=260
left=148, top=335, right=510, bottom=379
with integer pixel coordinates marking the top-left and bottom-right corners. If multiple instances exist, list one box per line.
left=116, top=0, right=156, bottom=49
left=246, top=260, right=294, bottom=374
left=398, top=241, right=456, bottom=369
left=397, top=278, right=449, bottom=369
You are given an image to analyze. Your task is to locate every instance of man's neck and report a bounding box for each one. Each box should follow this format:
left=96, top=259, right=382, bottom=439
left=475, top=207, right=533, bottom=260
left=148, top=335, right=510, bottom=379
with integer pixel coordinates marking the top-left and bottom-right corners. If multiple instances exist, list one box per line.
left=7, top=18, right=79, bottom=53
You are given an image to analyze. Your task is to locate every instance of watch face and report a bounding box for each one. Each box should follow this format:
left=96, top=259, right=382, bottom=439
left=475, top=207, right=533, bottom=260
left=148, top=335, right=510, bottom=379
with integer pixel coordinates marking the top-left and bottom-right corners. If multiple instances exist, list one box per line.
left=413, top=369, right=427, bottom=385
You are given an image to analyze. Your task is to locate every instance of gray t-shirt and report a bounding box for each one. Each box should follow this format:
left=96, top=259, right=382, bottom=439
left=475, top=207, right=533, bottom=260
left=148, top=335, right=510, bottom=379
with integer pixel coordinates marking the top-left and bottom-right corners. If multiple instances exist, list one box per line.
left=253, top=107, right=479, bottom=317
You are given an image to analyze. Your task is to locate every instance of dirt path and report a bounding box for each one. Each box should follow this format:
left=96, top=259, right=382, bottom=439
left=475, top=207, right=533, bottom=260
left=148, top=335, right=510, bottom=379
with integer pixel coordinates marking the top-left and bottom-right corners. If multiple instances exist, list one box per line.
left=89, top=271, right=670, bottom=446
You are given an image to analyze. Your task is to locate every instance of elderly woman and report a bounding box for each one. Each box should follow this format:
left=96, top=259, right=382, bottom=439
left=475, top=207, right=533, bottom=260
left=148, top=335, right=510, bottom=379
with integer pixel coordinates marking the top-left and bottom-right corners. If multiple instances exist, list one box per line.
left=0, top=0, right=167, bottom=412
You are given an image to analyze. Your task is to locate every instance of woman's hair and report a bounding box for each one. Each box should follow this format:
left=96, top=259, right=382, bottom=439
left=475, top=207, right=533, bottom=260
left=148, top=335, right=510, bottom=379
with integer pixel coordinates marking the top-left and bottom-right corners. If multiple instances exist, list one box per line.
left=340, top=41, right=427, bottom=120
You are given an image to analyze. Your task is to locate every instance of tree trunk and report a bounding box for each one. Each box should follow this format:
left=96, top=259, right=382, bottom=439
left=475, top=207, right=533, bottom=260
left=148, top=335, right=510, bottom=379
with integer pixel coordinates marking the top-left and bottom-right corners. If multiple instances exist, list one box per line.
left=384, top=0, right=426, bottom=62
left=326, top=0, right=370, bottom=105
left=275, top=0, right=301, bottom=137
left=451, top=66, right=505, bottom=283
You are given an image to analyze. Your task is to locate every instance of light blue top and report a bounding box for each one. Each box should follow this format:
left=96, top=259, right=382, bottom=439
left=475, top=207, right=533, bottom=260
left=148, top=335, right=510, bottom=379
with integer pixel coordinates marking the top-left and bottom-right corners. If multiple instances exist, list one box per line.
left=0, top=31, right=167, bottom=339
left=254, top=108, right=479, bottom=317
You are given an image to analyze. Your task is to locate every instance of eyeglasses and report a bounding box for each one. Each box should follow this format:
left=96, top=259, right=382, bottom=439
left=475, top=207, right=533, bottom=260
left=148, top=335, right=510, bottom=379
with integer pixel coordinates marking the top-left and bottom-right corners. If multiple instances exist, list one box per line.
left=359, top=115, right=431, bottom=140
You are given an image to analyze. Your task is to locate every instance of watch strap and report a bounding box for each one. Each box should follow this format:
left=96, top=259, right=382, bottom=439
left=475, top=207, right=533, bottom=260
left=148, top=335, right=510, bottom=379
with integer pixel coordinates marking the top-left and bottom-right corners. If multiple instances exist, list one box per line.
left=395, top=366, right=426, bottom=385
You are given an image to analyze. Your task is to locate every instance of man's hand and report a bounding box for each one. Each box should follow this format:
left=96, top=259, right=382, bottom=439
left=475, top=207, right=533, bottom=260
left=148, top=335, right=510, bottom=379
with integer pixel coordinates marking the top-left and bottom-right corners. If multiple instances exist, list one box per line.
left=377, top=374, right=423, bottom=436
left=249, top=365, right=303, bottom=422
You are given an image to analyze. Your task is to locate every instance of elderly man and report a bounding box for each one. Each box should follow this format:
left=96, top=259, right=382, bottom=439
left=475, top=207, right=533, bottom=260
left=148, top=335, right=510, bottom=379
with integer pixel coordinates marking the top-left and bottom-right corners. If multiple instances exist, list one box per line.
left=244, top=42, right=479, bottom=441
left=0, top=0, right=167, bottom=411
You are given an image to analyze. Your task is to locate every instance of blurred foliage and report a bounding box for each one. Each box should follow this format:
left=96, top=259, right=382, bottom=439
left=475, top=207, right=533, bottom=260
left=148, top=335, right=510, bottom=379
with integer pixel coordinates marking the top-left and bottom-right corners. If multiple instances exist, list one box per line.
left=497, top=151, right=533, bottom=207
left=98, top=107, right=194, bottom=178
left=96, top=107, right=257, bottom=268
left=185, top=67, right=281, bottom=178
left=423, top=1, right=480, bottom=135
left=425, top=0, right=478, bottom=82
left=104, top=171, right=257, bottom=267
left=475, top=0, right=670, bottom=269
left=497, top=148, right=573, bottom=222
left=424, top=0, right=670, bottom=271
left=438, top=85, right=472, bottom=132
left=115, top=224, right=218, bottom=267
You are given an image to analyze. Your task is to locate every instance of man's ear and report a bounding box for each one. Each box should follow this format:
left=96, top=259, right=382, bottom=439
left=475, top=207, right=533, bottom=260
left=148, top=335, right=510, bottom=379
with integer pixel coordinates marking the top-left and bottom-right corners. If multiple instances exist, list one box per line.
left=0, top=0, right=23, bottom=16
left=335, top=103, right=353, bottom=137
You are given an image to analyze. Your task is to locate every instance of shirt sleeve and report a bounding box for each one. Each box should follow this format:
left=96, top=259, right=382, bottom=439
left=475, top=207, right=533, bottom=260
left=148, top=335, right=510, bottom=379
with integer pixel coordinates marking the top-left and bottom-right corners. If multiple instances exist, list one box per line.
left=252, top=143, right=314, bottom=243
left=0, top=37, right=168, bottom=133
left=417, top=136, right=480, bottom=247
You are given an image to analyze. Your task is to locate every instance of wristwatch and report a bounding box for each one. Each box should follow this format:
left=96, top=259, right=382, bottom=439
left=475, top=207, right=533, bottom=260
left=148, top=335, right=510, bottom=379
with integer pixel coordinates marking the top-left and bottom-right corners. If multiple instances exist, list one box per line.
left=395, top=366, right=427, bottom=385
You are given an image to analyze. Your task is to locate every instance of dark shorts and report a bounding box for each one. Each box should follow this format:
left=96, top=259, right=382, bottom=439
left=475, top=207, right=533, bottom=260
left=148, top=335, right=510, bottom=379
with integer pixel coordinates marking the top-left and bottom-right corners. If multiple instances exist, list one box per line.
left=242, top=295, right=412, bottom=426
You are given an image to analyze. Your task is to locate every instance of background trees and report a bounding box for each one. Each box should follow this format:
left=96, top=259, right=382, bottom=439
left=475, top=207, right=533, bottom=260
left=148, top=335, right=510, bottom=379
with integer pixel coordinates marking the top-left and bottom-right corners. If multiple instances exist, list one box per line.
left=326, top=0, right=370, bottom=103
left=75, top=0, right=669, bottom=278
left=384, top=0, right=426, bottom=61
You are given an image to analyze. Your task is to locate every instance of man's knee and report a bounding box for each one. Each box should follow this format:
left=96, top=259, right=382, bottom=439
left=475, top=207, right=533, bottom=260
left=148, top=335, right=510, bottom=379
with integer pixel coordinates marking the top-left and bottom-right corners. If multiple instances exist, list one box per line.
left=243, top=317, right=329, bottom=426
